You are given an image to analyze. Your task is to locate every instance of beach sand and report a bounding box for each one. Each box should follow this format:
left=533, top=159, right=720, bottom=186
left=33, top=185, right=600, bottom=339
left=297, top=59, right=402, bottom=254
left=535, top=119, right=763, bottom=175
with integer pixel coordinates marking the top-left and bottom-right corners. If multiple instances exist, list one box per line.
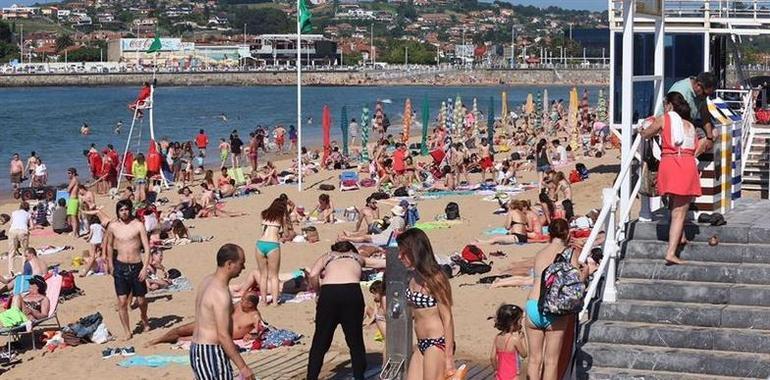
left=0, top=151, right=619, bottom=379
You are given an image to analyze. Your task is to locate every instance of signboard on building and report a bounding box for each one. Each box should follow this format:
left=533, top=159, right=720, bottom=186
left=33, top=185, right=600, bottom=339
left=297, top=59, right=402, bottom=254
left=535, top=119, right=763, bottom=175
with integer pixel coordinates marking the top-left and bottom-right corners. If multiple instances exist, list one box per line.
left=636, top=0, right=662, bottom=17
left=120, top=38, right=195, bottom=52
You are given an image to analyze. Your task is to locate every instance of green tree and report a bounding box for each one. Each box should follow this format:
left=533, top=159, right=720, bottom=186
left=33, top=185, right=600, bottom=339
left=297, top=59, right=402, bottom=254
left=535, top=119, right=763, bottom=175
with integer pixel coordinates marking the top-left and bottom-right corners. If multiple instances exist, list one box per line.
left=56, top=34, right=74, bottom=52
left=381, top=39, right=436, bottom=65
left=231, top=7, right=291, bottom=35
left=0, top=42, right=18, bottom=61
left=0, top=20, right=11, bottom=43
left=67, top=46, right=102, bottom=62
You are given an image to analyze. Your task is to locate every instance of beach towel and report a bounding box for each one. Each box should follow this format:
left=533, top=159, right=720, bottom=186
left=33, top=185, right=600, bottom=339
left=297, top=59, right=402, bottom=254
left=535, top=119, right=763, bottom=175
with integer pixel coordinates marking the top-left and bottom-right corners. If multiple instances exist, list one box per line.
left=36, top=245, right=72, bottom=256
left=413, top=220, right=462, bottom=231
left=30, top=229, right=57, bottom=238
left=257, top=328, right=302, bottom=350
left=0, top=307, right=28, bottom=328
left=118, top=355, right=190, bottom=368
left=280, top=291, right=316, bottom=304
left=146, top=277, right=193, bottom=297
left=227, top=167, right=247, bottom=186
left=484, top=227, right=509, bottom=236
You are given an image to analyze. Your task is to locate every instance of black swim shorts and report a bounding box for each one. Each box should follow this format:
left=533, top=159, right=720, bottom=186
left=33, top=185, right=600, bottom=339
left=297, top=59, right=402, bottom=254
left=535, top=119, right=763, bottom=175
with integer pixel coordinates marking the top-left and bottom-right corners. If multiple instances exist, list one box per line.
left=113, top=259, right=148, bottom=297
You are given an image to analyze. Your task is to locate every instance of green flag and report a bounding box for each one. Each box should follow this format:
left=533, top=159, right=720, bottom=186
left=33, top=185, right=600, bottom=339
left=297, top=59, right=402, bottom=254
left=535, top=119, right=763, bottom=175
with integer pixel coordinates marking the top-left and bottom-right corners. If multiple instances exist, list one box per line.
left=298, top=0, right=312, bottom=34
left=147, top=34, right=162, bottom=54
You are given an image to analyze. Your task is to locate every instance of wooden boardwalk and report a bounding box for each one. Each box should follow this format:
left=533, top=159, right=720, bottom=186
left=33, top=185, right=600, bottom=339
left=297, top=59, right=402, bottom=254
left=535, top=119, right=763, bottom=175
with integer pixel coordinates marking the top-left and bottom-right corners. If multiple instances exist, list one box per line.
left=246, top=347, right=496, bottom=380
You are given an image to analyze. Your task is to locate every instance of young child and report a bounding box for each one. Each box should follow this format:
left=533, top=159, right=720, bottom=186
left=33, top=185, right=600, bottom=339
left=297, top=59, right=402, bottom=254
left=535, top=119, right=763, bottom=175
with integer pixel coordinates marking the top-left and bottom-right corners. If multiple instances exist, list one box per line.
left=80, top=215, right=105, bottom=277
left=365, top=280, right=386, bottom=337
left=490, top=304, right=528, bottom=380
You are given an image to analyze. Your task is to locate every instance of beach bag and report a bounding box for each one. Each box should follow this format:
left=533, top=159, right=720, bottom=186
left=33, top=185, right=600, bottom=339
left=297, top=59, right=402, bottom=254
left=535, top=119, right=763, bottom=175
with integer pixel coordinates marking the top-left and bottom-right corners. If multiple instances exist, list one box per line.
left=538, top=249, right=585, bottom=315
left=360, top=178, right=376, bottom=187
left=302, top=226, right=319, bottom=243
left=393, top=187, right=409, bottom=197
left=569, top=170, right=582, bottom=184
left=59, top=270, right=81, bottom=298
left=451, top=256, right=491, bottom=275
left=461, top=244, right=486, bottom=263
left=371, top=192, right=390, bottom=200
left=445, top=202, right=460, bottom=220
left=319, top=184, right=335, bottom=191
left=90, top=322, right=111, bottom=344
left=63, top=312, right=103, bottom=342
left=576, top=163, right=590, bottom=180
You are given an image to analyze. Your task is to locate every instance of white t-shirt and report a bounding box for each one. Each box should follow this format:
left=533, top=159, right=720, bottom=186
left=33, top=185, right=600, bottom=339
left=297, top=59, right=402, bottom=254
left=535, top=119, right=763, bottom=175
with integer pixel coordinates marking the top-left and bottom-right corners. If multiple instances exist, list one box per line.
left=89, top=223, right=104, bottom=245
left=9, top=210, right=30, bottom=231
left=34, top=163, right=47, bottom=177
left=557, top=146, right=568, bottom=163
left=349, top=122, right=359, bottom=137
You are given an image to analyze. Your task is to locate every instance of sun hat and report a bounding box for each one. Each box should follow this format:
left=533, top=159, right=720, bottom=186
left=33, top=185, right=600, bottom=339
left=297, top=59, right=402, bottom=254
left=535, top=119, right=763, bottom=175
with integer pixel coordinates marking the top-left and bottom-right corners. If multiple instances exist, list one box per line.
left=391, top=205, right=406, bottom=217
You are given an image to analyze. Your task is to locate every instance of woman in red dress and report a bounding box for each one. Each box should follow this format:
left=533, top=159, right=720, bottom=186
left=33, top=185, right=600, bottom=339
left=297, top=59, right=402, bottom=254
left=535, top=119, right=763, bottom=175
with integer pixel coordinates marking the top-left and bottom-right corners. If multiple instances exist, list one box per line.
left=640, top=92, right=702, bottom=265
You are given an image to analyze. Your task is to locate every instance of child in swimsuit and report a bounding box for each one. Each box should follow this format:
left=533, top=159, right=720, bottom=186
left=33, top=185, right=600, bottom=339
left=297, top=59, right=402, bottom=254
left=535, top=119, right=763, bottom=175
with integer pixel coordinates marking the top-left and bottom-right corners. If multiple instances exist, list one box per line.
left=491, top=304, right=528, bottom=380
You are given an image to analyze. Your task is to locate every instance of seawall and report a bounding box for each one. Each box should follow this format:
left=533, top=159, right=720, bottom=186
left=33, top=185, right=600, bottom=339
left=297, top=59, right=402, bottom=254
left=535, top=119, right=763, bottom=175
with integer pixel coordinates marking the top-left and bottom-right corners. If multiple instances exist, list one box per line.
left=0, top=68, right=609, bottom=87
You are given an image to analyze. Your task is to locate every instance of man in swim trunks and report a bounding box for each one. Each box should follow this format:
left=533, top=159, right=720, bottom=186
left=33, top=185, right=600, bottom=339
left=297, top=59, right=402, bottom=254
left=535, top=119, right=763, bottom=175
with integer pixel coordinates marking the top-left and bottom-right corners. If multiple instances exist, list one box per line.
left=190, top=244, right=254, bottom=380
left=9, top=153, right=23, bottom=192
left=338, top=195, right=380, bottom=239
left=66, top=168, right=80, bottom=237
left=146, top=292, right=263, bottom=347
left=229, top=130, right=244, bottom=169
left=105, top=199, right=151, bottom=341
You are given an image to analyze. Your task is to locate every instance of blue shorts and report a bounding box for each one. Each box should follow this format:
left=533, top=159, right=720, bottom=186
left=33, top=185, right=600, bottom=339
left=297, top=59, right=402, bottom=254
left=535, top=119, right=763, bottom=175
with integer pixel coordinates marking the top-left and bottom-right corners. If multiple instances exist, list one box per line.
left=537, top=165, right=552, bottom=173
left=526, top=299, right=556, bottom=330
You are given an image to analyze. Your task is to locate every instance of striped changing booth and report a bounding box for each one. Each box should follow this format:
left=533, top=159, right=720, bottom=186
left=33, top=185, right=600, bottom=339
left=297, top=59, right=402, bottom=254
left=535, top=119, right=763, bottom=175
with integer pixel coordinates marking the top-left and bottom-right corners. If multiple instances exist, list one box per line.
left=700, top=97, right=743, bottom=214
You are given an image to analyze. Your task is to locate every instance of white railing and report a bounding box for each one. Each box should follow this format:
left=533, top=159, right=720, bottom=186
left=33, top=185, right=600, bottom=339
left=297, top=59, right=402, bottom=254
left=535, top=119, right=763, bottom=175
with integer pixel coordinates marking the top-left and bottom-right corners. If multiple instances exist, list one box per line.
left=577, top=125, right=643, bottom=321
left=715, top=88, right=755, bottom=176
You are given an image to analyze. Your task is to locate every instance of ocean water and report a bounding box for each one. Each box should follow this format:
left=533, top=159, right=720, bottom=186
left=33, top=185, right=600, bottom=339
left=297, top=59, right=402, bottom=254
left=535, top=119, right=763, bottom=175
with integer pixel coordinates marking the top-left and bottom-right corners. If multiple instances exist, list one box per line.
left=0, top=85, right=604, bottom=192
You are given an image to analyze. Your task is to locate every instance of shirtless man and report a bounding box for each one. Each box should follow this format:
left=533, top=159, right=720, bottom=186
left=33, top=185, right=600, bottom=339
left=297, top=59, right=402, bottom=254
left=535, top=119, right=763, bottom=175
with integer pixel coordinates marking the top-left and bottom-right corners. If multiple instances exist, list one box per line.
left=146, top=292, right=262, bottom=347
left=9, top=153, right=23, bottom=192
left=338, top=195, right=380, bottom=239
left=66, top=168, right=80, bottom=237
left=105, top=199, right=151, bottom=341
left=190, top=244, right=254, bottom=380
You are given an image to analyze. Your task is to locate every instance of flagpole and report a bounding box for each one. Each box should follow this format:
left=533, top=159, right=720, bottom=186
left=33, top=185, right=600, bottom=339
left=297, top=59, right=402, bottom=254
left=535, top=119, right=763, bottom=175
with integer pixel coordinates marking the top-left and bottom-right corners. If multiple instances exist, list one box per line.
left=296, top=0, right=303, bottom=192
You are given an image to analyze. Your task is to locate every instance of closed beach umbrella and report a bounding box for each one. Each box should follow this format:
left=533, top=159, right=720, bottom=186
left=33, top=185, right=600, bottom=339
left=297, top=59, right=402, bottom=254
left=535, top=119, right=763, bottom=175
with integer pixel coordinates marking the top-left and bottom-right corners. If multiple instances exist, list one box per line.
left=322, top=105, right=331, bottom=164
left=446, top=97, right=454, bottom=140
left=361, top=105, right=370, bottom=162
left=535, top=92, right=542, bottom=130
left=525, top=93, right=534, bottom=115
left=487, top=96, right=495, bottom=154
left=501, top=91, right=508, bottom=123
left=421, top=96, right=430, bottom=156
left=402, top=98, right=412, bottom=143
left=340, top=106, right=349, bottom=156
left=439, top=101, right=447, bottom=130
left=471, top=98, right=479, bottom=132
left=597, top=89, right=607, bottom=123
left=543, top=89, right=550, bottom=132
left=569, top=87, right=580, bottom=152
left=453, top=95, right=464, bottom=138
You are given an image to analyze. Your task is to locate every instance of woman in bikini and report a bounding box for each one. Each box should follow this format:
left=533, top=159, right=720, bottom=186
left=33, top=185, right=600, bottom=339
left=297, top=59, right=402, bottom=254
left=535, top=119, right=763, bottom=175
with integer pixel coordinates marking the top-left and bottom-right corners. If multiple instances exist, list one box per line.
left=397, top=228, right=456, bottom=380
left=525, top=219, right=573, bottom=380
left=474, top=200, right=529, bottom=245
left=256, top=198, right=286, bottom=306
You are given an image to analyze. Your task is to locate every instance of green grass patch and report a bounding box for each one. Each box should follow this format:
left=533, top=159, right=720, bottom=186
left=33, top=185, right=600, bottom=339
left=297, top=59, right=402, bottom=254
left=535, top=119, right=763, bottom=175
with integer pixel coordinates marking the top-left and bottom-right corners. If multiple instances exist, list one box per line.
left=15, top=18, right=73, bottom=34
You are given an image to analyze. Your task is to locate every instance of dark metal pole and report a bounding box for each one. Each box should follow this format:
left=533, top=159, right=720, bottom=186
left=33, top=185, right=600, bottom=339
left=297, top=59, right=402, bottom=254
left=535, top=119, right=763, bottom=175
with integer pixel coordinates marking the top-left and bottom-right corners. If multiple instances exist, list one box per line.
left=383, top=246, right=412, bottom=380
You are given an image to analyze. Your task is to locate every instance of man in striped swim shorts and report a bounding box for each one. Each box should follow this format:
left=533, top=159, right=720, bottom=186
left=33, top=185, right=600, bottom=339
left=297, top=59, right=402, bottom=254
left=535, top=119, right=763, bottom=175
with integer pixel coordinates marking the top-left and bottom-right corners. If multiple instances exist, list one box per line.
left=190, top=244, right=254, bottom=380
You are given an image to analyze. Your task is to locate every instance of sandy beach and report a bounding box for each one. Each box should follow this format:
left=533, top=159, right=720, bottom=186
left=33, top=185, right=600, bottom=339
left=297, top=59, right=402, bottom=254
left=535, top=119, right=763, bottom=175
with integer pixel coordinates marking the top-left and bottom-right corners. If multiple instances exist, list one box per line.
left=0, top=146, right=618, bottom=379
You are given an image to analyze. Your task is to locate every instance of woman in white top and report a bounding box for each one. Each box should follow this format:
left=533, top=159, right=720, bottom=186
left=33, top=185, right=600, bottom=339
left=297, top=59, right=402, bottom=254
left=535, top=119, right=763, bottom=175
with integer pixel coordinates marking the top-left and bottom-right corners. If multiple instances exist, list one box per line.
left=33, top=158, right=47, bottom=187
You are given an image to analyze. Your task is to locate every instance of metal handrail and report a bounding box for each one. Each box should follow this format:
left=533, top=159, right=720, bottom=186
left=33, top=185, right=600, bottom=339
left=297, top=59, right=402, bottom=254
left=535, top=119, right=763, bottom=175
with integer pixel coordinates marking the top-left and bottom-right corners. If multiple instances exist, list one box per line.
left=577, top=126, right=643, bottom=321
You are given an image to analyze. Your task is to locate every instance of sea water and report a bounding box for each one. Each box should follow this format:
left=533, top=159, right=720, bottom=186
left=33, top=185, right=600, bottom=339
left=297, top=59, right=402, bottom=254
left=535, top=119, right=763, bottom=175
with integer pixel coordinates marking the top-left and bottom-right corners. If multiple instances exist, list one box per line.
left=0, top=85, right=603, bottom=192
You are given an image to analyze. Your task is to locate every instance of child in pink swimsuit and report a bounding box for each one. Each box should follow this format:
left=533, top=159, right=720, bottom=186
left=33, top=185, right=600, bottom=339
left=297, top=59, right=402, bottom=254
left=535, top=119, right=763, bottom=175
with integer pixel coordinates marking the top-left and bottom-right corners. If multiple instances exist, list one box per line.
left=491, top=304, right=528, bottom=380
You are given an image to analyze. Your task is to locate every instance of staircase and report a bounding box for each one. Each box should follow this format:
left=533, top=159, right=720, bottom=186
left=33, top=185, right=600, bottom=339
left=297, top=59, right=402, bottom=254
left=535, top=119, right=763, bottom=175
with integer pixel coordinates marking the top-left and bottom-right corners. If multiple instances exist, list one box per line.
left=576, top=203, right=770, bottom=379
left=742, top=124, right=770, bottom=193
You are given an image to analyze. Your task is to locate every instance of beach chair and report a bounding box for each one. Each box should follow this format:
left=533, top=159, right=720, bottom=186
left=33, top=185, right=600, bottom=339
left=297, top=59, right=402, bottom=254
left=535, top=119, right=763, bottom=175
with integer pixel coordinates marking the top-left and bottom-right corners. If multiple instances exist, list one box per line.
left=339, top=171, right=360, bottom=192
left=0, top=275, right=62, bottom=351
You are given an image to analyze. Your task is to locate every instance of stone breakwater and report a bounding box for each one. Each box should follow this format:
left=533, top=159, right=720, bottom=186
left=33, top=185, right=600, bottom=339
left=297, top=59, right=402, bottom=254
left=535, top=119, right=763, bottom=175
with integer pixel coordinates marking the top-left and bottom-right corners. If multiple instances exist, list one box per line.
left=0, top=68, right=609, bottom=87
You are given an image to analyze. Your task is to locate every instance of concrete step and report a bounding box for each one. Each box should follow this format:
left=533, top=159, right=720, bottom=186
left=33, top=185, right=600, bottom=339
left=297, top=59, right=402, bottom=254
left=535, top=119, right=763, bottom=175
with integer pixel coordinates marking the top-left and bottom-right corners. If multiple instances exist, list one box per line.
left=623, top=240, right=770, bottom=264
left=742, top=175, right=770, bottom=185
left=585, top=320, right=770, bottom=354
left=742, top=183, right=767, bottom=191
left=618, top=258, right=770, bottom=285
left=577, top=342, right=770, bottom=378
left=581, top=366, right=747, bottom=380
left=628, top=221, right=770, bottom=244
left=616, top=278, right=770, bottom=306
left=596, top=299, right=770, bottom=329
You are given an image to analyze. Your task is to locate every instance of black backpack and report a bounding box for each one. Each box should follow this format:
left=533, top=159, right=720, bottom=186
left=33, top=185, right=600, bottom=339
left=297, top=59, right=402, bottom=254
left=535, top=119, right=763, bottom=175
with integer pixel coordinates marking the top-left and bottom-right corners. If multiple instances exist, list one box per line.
left=451, top=256, right=492, bottom=275
left=393, top=187, right=409, bottom=197
left=372, top=192, right=390, bottom=200
left=445, top=202, right=460, bottom=220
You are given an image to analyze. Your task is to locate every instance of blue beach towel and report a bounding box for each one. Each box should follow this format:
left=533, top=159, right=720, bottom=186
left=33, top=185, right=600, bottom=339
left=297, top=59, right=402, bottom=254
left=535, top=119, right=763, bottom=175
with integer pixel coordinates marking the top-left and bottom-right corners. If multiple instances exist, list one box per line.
left=118, top=355, right=190, bottom=368
left=485, top=227, right=509, bottom=236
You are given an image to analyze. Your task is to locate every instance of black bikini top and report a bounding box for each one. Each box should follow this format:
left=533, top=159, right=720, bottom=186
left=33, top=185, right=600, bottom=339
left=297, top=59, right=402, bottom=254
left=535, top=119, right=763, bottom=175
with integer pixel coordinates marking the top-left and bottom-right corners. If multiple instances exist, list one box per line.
left=406, top=287, right=437, bottom=309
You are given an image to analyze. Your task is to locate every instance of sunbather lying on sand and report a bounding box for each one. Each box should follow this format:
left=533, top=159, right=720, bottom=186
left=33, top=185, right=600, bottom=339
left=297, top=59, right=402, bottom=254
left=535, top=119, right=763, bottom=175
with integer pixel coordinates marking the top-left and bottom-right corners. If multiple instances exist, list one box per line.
left=145, top=292, right=262, bottom=347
